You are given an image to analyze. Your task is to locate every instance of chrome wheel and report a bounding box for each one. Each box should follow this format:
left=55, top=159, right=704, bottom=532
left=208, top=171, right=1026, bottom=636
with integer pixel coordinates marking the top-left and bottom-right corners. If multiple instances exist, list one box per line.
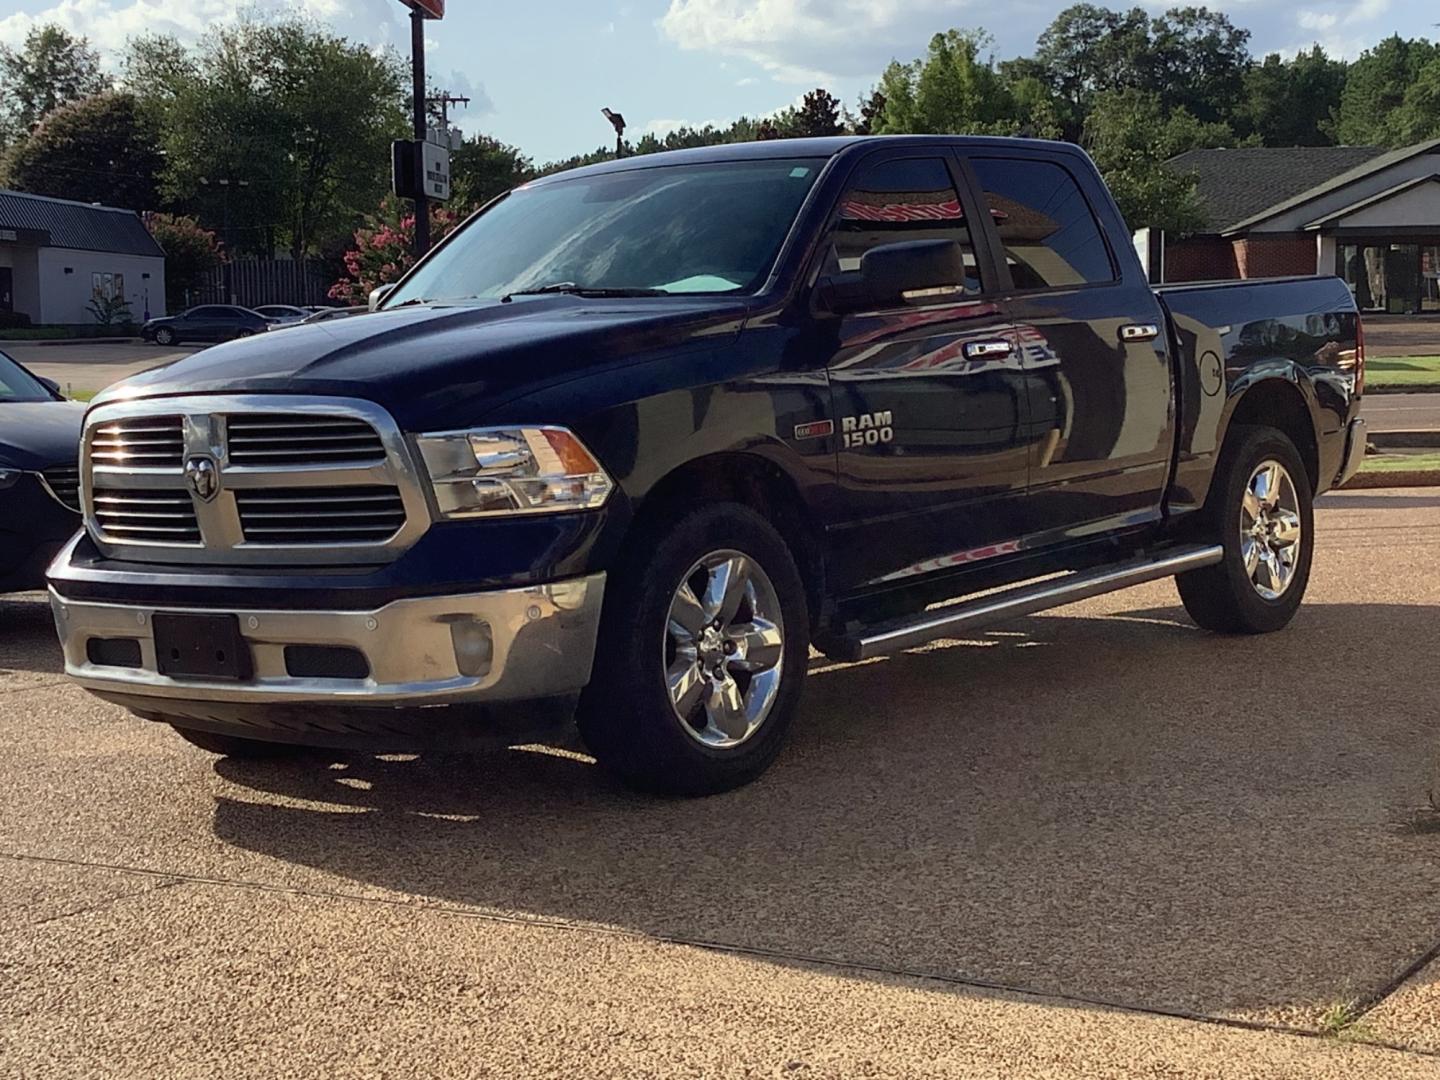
left=1240, top=459, right=1303, bottom=600
left=664, top=549, right=785, bottom=749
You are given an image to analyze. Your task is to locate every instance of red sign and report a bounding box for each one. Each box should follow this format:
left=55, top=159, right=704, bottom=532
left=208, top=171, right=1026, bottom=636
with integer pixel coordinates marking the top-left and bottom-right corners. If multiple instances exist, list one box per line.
left=402, top=0, right=444, bottom=18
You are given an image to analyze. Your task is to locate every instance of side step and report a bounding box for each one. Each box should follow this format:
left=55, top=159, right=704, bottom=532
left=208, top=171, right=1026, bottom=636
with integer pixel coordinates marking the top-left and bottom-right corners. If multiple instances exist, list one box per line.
left=826, top=544, right=1223, bottom=662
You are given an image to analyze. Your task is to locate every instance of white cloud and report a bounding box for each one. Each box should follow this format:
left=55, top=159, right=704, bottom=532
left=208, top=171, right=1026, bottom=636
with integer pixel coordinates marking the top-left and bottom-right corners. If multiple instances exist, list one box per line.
left=658, top=0, right=963, bottom=83
left=1297, top=12, right=1339, bottom=30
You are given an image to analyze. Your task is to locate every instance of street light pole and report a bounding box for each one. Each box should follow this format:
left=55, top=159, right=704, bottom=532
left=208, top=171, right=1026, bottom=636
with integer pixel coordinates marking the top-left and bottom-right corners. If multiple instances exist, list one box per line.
left=410, top=7, right=430, bottom=258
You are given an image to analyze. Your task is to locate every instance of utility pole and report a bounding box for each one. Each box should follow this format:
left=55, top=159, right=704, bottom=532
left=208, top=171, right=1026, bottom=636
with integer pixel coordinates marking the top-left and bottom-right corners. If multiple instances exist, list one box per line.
left=409, top=8, right=429, bottom=258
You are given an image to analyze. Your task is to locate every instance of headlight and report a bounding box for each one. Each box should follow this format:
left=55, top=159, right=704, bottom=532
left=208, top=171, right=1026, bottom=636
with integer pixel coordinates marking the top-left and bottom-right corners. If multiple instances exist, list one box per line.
left=414, top=426, right=614, bottom=519
left=0, top=468, right=21, bottom=490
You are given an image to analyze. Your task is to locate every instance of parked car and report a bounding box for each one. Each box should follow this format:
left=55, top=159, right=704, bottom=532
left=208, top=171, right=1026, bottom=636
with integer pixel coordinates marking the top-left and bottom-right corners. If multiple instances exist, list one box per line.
left=299, top=305, right=366, bottom=325
left=253, top=304, right=309, bottom=326
left=141, top=305, right=270, bottom=346
left=0, top=350, right=82, bottom=593
left=49, top=136, right=1365, bottom=794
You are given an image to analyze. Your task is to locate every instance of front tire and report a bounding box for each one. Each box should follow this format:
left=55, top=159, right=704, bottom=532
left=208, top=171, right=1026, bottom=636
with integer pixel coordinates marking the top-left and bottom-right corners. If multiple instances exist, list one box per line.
left=577, top=503, right=809, bottom=796
left=154, top=327, right=176, bottom=346
left=171, top=726, right=308, bottom=758
left=1176, top=424, right=1314, bottom=634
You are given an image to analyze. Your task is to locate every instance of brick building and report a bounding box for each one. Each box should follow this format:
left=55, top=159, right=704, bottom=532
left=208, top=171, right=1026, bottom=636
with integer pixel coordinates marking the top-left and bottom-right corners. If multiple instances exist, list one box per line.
left=1160, top=139, right=1440, bottom=315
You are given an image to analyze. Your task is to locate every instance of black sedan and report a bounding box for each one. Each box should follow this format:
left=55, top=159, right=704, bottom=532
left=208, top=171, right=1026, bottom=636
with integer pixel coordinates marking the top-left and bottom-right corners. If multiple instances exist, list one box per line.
left=141, top=304, right=270, bottom=346
left=0, top=350, right=84, bottom=593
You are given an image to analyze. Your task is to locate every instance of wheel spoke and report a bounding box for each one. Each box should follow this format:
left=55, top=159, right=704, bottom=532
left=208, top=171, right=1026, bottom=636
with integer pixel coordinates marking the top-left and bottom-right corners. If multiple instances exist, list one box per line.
left=667, top=654, right=706, bottom=716
left=1271, top=509, right=1302, bottom=547
left=703, top=555, right=751, bottom=626
left=668, top=583, right=708, bottom=641
left=704, top=674, right=749, bottom=740
left=728, top=617, right=783, bottom=673
left=1257, top=548, right=1284, bottom=594
left=1258, top=464, right=1284, bottom=509
left=1241, top=486, right=1262, bottom=524
left=1242, top=537, right=1261, bottom=576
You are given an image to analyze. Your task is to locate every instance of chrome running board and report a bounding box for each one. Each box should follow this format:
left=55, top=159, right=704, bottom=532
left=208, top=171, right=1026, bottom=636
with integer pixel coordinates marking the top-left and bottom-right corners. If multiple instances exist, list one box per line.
left=831, top=544, right=1223, bottom=662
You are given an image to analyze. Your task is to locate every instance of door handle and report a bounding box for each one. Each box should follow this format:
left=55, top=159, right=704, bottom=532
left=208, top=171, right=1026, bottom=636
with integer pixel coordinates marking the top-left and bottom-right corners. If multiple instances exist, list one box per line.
left=1120, top=323, right=1160, bottom=342
left=963, top=339, right=1013, bottom=360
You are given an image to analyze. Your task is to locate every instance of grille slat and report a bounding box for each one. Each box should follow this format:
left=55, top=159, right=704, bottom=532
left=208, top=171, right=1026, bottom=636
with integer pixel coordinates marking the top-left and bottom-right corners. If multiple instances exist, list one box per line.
left=225, top=414, right=385, bottom=467
left=40, top=464, right=81, bottom=512
left=89, top=415, right=184, bottom=468
left=235, top=486, right=405, bottom=544
left=94, top=490, right=200, bottom=543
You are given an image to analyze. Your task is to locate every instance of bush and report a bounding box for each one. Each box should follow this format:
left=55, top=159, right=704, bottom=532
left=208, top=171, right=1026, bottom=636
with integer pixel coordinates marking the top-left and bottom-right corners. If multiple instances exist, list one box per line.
left=0, top=311, right=33, bottom=329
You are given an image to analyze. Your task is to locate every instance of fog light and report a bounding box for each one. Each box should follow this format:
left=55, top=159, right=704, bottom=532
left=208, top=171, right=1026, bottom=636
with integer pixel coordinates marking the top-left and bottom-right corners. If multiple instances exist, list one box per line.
left=450, top=619, right=494, bottom=677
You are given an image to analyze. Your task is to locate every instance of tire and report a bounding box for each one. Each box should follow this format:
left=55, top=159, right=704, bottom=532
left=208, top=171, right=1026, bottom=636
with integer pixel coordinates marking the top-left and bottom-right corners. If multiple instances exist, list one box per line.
left=577, top=502, right=810, bottom=796
left=235, top=329, right=254, bottom=338
left=171, top=725, right=308, bottom=758
left=154, top=327, right=176, bottom=346
left=1176, top=424, right=1314, bottom=634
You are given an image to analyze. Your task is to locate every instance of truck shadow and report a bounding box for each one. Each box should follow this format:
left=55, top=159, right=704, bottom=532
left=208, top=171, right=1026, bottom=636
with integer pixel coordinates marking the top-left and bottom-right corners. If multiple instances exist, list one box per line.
left=210, top=599, right=1440, bottom=1028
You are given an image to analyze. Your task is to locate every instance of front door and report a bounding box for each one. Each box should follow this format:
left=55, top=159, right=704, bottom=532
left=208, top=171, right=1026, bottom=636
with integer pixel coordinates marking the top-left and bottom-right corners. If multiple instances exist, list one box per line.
left=0, top=267, right=12, bottom=314
left=818, top=150, right=1033, bottom=594
left=964, top=152, right=1174, bottom=545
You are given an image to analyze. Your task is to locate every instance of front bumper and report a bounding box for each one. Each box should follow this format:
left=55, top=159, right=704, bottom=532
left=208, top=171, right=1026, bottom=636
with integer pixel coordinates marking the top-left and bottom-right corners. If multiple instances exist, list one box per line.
left=1336, top=417, right=1368, bottom=487
left=50, top=573, right=605, bottom=709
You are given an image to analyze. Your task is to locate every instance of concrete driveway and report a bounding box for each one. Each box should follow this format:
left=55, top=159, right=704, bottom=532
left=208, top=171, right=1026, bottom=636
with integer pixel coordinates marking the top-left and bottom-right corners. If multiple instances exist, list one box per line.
left=4, top=489, right=1440, bottom=1076
left=1, top=342, right=198, bottom=398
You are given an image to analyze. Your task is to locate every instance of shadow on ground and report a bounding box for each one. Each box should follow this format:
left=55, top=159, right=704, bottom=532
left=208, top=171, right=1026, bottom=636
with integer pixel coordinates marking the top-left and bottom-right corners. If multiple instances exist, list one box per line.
left=202, top=599, right=1440, bottom=1028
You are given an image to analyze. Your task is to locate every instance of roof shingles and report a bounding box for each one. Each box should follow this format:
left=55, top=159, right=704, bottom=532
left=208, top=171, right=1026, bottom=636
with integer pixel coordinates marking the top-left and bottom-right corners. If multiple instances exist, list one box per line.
left=1166, top=146, right=1383, bottom=233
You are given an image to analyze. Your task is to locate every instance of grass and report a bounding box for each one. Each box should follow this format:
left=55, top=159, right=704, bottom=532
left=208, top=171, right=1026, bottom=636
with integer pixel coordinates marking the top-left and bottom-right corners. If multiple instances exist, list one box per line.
left=1367, top=356, right=1440, bottom=389
left=1318, top=1000, right=1362, bottom=1038
left=1359, top=451, right=1440, bottom=474
left=0, top=327, right=75, bottom=341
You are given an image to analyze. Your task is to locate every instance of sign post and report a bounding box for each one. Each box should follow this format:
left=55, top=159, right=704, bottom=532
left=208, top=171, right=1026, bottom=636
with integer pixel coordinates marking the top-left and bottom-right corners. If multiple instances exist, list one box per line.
left=398, top=0, right=445, bottom=259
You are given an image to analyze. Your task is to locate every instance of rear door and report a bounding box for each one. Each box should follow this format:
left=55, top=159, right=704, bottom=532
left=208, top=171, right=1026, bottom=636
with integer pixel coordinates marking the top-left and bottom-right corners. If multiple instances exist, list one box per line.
left=818, top=148, right=1033, bottom=593
left=962, top=151, right=1174, bottom=545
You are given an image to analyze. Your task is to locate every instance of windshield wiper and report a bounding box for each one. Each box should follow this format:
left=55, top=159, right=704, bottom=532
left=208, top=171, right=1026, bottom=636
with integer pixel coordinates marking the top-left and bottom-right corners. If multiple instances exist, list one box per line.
left=501, top=282, right=667, bottom=302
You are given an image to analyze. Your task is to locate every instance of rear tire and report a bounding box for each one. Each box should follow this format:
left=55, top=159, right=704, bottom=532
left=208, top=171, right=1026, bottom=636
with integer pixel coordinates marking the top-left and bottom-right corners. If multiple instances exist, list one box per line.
left=1176, top=424, right=1314, bottom=634
left=154, top=327, right=176, bottom=346
left=171, top=726, right=308, bottom=758
left=577, top=503, right=809, bottom=796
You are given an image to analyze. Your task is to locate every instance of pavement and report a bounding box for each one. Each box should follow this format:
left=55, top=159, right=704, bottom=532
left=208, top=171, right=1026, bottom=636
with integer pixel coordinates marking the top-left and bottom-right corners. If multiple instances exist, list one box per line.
left=1364, top=394, right=1440, bottom=433
left=5, top=488, right=1440, bottom=1076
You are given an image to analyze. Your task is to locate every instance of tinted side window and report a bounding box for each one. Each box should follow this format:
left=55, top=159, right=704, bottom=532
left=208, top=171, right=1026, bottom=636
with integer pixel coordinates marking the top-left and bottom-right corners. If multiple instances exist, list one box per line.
left=829, top=157, right=980, bottom=293
left=970, top=158, right=1114, bottom=290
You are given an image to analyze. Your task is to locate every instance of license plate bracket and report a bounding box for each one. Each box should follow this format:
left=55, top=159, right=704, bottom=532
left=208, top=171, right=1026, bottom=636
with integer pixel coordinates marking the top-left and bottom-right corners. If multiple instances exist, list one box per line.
left=152, top=613, right=252, bottom=681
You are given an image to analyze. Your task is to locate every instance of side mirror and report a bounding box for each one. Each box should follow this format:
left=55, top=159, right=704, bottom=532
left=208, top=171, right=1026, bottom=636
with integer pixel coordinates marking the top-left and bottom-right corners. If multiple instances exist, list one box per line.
left=38, top=376, right=61, bottom=397
left=368, top=283, right=396, bottom=312
left=820, top=239, right=969, bottom=315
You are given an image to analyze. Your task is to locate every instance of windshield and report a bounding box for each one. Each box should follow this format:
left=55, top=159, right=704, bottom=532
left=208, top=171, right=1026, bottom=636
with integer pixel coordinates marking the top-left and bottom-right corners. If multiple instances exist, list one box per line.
left=387, top=158, right=824, bottom=304
left=0, top=352, right=52, bottom=403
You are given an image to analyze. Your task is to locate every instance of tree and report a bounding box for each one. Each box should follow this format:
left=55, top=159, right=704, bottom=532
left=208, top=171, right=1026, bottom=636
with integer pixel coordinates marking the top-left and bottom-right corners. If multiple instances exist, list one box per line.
left=146, top=213, right=223, bottom=310
left=1239, top=48, right=1346, bottom=147
left=0, top=92, right=164, bottom=210
left=450, top=135, right=534, bottom=208
left=871, top=30, right=1018, bottom=136
left=124, top=17, right=407, bottom=258
left=1386, top=57, right=1440, bottom=145
left=1338, top=36, right=1440, bottom=146
left=786, top=88, right=843, bottom=138
left=854, top=89, right=886, bottom=136
left=1083, top=89, right=1234, bottom=233
left=328, top=195, right=463, bottom=303
left=0, top=25, right=108, bottom=145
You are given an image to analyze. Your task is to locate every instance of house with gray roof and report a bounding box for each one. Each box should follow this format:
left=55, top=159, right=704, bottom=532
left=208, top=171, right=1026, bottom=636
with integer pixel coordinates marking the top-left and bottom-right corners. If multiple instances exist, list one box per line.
left=0, top=189, right=166, bottom=327
left=1161, top=138, right=1440, bottom=315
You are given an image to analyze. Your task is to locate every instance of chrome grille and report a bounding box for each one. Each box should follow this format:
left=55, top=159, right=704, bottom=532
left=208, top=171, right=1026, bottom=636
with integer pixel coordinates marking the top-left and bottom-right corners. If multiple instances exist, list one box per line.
left=40, top=463, right=81, bottom=512
left=81, top=395, right=428, bottom=566
left=93, top=490, right=201, bottom=543
left=225, top=414, right=385, bottom=467
left=236, top=486, right=407, bottom=544
left=90, top=416, right=184, bottom=468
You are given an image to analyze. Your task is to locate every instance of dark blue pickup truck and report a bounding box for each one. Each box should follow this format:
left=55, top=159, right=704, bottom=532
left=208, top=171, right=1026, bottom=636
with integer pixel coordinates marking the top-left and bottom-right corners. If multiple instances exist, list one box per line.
left=47, top=136, right=1365, bottom=794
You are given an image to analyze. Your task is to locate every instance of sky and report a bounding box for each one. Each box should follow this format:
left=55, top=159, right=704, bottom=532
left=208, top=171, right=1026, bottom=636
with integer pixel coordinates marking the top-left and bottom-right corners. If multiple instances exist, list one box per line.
left=0, top=0, right=1434, bottom=163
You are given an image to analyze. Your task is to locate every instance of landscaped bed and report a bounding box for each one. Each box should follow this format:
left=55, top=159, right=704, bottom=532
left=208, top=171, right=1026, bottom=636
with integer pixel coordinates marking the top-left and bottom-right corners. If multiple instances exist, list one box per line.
left=1366, top=356, right=1440, bottom=392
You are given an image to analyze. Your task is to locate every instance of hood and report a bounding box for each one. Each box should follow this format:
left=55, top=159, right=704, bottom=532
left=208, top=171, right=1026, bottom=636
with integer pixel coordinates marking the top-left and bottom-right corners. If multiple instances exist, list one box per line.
left=103, top=295, right=750, bottom=430
left=0, top=399, right=86, bottom=470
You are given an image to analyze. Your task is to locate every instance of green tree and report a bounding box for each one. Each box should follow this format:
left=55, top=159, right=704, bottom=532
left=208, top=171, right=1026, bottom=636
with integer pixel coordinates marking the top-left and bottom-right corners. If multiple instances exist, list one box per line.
left=124, top=17, right=407, bottom=257
left=784, top=88, right=843, bottom=137
left=1083, top=88, right=1234, bottom=232
left=145, top=213, right=222, bottom=310
left=450, top=134, right=534, bottom=208
left=1338, top=36, right=1440, bottom=146
left=0, top=25, right=108, bottom=145
left=1239, top=48, right=1346, bottom=147
left=0, top=92, right=164, bottom=210
left=1386, top=57, right=1440, bottom=145
left=871, top=30, right=1017, bottom=135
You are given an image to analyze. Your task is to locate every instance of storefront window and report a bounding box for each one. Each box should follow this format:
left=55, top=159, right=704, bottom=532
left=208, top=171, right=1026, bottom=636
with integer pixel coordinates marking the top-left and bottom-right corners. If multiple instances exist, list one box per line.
left=1338, top=241, right=1438, bottom=314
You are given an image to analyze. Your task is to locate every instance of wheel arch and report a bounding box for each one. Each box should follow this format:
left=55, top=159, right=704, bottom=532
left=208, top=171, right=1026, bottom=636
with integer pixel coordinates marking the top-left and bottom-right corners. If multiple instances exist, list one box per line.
left=1219, top=376, right=1321, bottom=496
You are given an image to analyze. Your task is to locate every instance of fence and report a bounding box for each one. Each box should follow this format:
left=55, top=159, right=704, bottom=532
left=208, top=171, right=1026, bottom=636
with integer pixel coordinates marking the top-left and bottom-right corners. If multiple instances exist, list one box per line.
left=189, top=258, right=337, bottom=309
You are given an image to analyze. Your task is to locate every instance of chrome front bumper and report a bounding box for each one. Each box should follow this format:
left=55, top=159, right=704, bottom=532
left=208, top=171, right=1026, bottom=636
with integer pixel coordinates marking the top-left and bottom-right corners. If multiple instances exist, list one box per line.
left=50, top=574, right=605, bottom=706
left=1336, top=417, right=1368, bottom=487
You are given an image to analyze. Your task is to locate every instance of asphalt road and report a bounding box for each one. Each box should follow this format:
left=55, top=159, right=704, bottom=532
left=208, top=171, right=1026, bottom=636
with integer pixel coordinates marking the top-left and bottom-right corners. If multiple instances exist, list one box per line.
left=5, top=488, right=1440, bottom=1076
left=1364, top=393, right=1440, bottom=432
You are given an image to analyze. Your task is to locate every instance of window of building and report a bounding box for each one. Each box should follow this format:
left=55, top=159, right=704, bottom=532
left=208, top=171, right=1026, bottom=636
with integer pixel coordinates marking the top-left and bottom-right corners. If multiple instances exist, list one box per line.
left=828, top=157, right=981, bottom=293
left=970, top=157, right=1115, bottom=290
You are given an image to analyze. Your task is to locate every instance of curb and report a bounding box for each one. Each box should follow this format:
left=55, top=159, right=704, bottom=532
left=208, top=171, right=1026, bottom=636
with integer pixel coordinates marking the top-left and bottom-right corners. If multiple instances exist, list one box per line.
left=1370, top=430, right=1440, bottom=449
left=1341, top=469, right=1440, bottom=489
left=1366, top=385, right=1440, bottom=395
